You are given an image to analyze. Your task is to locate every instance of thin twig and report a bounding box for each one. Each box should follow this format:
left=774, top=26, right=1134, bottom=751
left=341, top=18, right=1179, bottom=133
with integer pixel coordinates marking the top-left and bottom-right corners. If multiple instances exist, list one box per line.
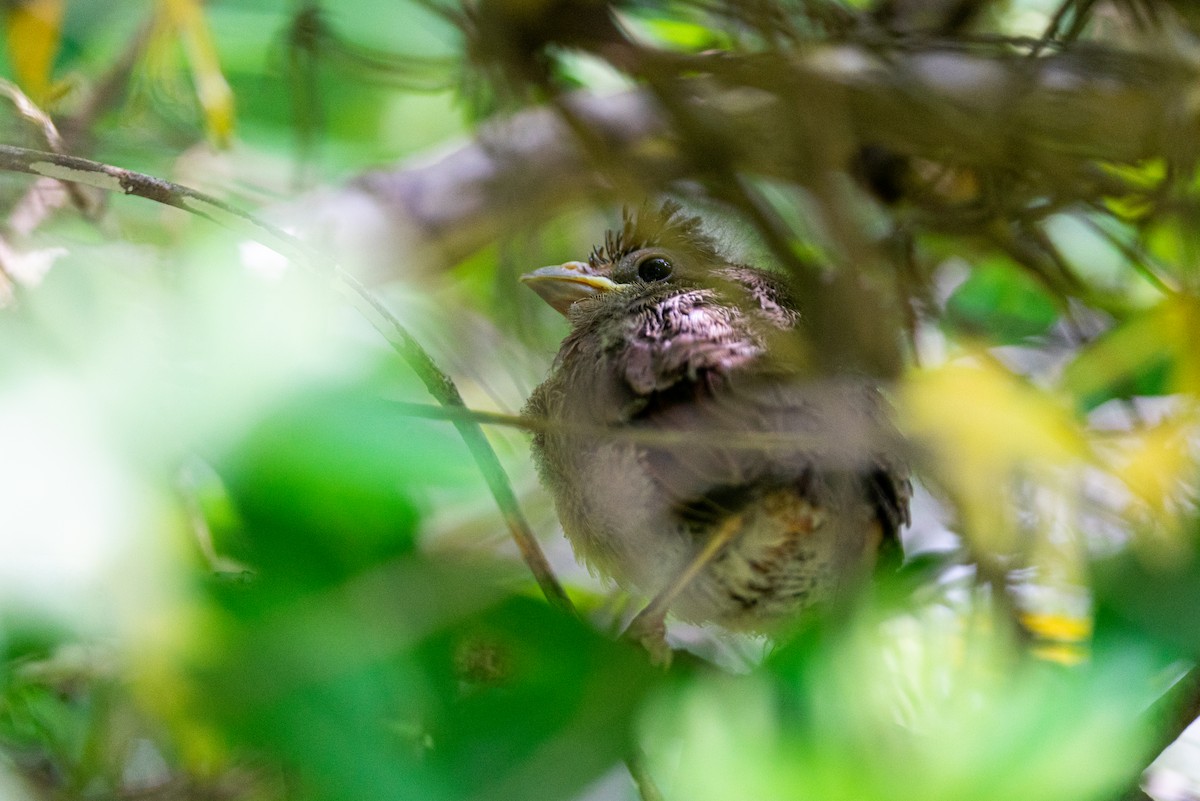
left=1078, top=208, right=1178, bottom=296
left=390, top=400, right=904, bottom=457
left=0, top=79, right=65, bottom=152
left=1032, top=0, right=1098, bottom=56
left=623, top=738, right=666, bottom=801
left=628, top=513, right=745, bottom=656
left=0, top=143, right=573, bottom=614
left=1058, top=0, right=1100, bottom=45
left=337, top=269, right=573, bottom=612
left=0, top=79, right=96, bottom=215
left=332, top=44, right=1200, bottom=284
left=2, top=19, right=152, bottom=231
left=1033, top=0, right=1078, bottom=56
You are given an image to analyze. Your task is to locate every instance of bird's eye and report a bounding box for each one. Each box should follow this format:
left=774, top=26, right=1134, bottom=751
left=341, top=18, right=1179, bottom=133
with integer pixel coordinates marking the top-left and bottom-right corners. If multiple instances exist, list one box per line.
left=637, top=256, right=673, bottom=282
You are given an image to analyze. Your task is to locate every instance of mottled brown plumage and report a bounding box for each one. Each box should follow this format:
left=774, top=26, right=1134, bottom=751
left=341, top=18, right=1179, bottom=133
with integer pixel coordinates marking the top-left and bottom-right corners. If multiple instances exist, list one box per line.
left=523, top=203, right=909, bottom=632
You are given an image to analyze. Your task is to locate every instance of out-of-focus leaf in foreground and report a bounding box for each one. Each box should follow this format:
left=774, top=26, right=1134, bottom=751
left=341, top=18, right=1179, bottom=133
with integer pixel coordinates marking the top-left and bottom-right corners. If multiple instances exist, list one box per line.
left=4, top=0, right=63, bottom=102
left=901, top=359, right=1089, bottom=554
left=643, top=598, right=1162, bottom=801
left=152, top=0, right=236, bottom=145
left=148, top=381, right=663, bottom=801
left=1094, top=527, right=1200, bottom=661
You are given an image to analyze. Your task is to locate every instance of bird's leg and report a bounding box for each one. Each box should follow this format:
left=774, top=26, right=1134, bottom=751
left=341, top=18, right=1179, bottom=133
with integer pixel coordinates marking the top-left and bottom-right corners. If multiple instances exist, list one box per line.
left=626, top=513, right=746, bottom=667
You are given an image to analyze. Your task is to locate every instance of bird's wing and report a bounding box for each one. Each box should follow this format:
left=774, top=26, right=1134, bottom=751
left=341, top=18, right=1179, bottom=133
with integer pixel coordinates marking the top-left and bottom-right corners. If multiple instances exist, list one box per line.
left=634, top=377, right=911, bottom=542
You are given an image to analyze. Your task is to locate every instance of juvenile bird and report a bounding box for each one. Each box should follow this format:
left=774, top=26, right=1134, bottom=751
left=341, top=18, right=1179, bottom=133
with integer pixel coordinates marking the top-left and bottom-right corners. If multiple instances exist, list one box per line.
left=523, top=203, right=909, bottom=646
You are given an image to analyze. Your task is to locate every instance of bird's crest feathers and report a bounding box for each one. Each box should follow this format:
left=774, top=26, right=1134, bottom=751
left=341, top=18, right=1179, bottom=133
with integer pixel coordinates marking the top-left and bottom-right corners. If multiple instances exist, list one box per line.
left=588, top=201, right=723, bottom=269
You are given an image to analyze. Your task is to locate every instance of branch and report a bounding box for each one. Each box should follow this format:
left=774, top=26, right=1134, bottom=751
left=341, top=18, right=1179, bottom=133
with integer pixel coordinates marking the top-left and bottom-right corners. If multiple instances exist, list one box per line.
left=0, top=144, right=573, bottom=614
left=388, top=400, right=905, bottom=460
left=309, top=44, right=1198, bottom=282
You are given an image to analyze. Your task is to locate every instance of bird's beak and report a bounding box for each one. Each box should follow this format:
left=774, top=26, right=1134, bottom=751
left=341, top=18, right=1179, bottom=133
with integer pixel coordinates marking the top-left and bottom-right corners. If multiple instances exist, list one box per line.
left=520, top=261, right=619, bottom=316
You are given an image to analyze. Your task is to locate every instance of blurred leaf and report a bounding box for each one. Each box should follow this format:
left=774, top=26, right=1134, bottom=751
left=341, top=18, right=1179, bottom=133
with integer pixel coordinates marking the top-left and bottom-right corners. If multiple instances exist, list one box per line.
left=218, top=384, right=478, bottom=589
left=0, top=644, right=127, bottom=796
left=1021, top=612, right=1092, bottom=666
left=415, top=596, right=658, bottom=801
left=645, top=598, right=1159, bottom=801
left=944, top=258, right=1059, bottom=344
left=1099, top=160, right=1167, bottom=221
left=159, top=0, right=236, bottom=145
left=181, top=563, right=658, bottom=801
left=1093, top=532, right=1200, bottom=660
left=1113, top=411, right=1198, bottom=516
left=0, top=680, right=85, bottom=768
left=190, top=559, right=497, bottom=801
left=620, top=11, right=731, bottom=50
left=166, top=355, right=664, bottom=801
left=1043, top=214, right=1131, bottom=294
left=1062, top=294, right=1200, bottom=410
left=4, top=0, right=63, bottom=102
left=901, top=360, right=1088, bottom=550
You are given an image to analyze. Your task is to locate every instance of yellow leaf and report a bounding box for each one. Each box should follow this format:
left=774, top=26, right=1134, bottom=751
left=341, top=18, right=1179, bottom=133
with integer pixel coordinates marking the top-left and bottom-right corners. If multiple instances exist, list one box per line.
left=1029, top=642, right=1088, bottom=667
left=159, top=0, right=235, bottom=145
left=5, top=0, right=64, bottom=102
left=1098, top=159, right=1167, bottom=221
left=1063, top=294, right=1200, bottom=405
left=901, top=360, right=1088, bottom=551
left=1024, top=611, right=1091, bottom=667
left=1020, top=611, right=1091, bottom=642
left=129, top=600, right=232, bottom=771
left=1100, top=159, right=1168, bottom=189
left=1175, top=304, right=1200, bottom=397
left=1116, top=413, right=1196, bottom=513
left=903, top=360, right=1088, bottom=469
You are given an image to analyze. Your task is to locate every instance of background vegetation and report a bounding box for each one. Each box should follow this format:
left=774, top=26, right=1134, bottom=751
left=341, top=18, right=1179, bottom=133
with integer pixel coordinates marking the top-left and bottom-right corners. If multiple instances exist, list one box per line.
left=1, top=0, right=1199, bottom=799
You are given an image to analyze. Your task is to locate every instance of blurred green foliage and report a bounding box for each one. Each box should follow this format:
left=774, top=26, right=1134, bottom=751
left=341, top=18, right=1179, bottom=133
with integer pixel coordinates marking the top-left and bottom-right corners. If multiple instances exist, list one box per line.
left=1, top=1, right=1199, bottom=801
left=944, top=257, right=1060, bottom=344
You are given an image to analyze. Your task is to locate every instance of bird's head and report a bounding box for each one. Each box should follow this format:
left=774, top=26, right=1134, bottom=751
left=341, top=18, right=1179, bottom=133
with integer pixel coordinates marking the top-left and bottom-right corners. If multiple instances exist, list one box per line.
left=521, top=201, right=727, bottom=316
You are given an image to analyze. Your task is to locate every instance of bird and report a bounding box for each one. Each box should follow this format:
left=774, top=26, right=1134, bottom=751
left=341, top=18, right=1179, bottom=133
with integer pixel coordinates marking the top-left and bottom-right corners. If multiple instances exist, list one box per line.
left=522, top=202, right=909, bottom=654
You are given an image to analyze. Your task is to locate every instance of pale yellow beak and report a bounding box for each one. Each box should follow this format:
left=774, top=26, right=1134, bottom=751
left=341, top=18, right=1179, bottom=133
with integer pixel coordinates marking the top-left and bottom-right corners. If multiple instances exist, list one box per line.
left=520, top=261, right=620, bottom=316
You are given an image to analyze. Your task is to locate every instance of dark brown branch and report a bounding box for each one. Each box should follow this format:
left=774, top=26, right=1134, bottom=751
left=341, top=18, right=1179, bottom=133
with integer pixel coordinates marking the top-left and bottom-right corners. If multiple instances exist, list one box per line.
left=0, top=143, right=573, bottom=614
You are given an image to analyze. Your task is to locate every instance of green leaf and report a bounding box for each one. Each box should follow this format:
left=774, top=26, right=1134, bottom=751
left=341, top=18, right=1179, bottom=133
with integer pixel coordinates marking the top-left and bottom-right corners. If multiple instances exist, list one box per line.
left=192, top=569, right=659, bottom=801
left=944, top=259, right=1059, bottom=344
left=1093, top=536, right=1200, bottom=660
left=1061, top=295, right=1199, bottom=410
left=644, top=594, right=1160, bottom=801
left=218, top=384, right=477, bottom=588
left=415, top=597, right=660, bottom=801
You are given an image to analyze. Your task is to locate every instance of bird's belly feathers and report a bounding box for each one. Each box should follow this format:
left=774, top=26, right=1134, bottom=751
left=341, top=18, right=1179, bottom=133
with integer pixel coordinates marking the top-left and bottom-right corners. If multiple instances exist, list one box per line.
left=542, top=432, right=880, bottom=629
